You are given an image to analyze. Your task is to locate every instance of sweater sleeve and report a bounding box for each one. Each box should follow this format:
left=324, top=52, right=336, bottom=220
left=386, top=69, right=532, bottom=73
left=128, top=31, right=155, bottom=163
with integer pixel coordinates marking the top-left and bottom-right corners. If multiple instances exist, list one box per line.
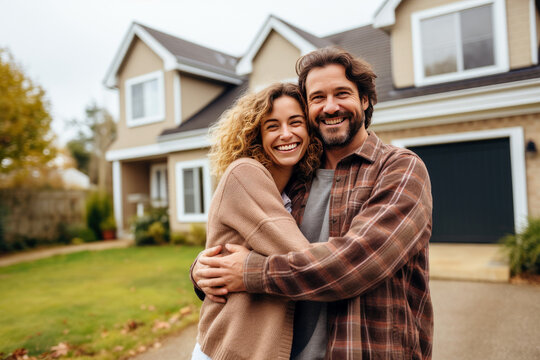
left=244, top=154, right=432, bottom=301
left=217, top=160, right=311, bottom=255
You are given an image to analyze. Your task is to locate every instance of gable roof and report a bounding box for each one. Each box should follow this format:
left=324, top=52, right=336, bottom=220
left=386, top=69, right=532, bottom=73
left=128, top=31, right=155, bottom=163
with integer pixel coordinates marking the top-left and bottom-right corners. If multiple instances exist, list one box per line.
left=236, top=15, right=329, bottom=75
left=103, top=22, right=244, bottom=89
left=159, top=82, right=249, bottom=138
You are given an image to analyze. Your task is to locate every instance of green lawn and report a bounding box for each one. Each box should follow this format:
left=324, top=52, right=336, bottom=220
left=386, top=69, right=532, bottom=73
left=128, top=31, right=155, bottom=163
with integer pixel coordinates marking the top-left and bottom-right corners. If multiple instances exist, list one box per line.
left=0, top=245, right=203, bottom=359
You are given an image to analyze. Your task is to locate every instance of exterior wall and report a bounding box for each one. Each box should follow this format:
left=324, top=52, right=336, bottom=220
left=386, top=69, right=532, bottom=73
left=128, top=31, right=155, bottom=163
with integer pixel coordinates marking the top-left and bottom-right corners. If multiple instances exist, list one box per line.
left=167, top=148, right=212, bottom=233
left=507, top=0, right=534, bottom=69
left=376, top=112, right=540, bottom=217
left=391, top=0, right=535, bottom=88
left=120, top=160, right=150, bottom=229
left=392, top=0, right=449, bottom=87
left=536, top=3, right=540, bottom=49
left=110, top=37, right=175, bottom=151
left=180, top=74, right=225, bottom=120
left=249, top=30, right=300, bottom=90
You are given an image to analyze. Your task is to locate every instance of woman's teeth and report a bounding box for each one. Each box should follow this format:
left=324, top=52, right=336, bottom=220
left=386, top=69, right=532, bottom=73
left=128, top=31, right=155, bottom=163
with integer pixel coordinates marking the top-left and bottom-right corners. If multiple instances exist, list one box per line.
left=276, top=143, right=298, bottom=151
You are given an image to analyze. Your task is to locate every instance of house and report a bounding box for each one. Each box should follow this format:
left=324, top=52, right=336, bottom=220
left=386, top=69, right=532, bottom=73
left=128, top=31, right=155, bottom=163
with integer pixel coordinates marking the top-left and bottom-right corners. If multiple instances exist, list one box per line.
left=105, top=0, right=540, bottom=244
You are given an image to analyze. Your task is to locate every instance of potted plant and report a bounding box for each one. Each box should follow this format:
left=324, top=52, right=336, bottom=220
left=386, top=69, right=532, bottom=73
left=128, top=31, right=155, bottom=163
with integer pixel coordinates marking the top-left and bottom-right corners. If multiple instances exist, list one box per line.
left=100, top=215, right=117, bottom=240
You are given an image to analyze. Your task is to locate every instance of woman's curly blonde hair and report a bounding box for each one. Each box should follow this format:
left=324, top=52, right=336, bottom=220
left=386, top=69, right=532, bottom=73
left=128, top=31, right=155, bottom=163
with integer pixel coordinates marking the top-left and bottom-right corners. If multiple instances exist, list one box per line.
left=209, top=82, right=322, bottom=181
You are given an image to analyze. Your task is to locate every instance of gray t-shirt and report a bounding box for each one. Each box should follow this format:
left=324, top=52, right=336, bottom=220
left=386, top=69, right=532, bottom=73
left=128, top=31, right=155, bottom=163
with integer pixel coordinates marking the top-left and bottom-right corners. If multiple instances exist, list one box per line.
left=291, top=169, right=334, bottom=360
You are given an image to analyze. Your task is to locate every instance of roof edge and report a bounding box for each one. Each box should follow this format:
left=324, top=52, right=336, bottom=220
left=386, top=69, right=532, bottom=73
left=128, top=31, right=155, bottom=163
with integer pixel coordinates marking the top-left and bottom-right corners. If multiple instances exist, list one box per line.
left=373, top=0, right=403, bottom=29
left=236, top=15, right=318, bottom=76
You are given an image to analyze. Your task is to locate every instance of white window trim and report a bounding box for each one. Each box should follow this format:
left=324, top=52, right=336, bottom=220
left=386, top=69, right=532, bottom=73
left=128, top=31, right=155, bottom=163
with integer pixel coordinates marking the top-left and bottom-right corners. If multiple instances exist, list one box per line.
left=125, top=70, right=165, bottom=127
left=391, top=127, right=528, bottom=233
left=150, top=163, right=168, bottom=207
left=175, top=159, right=212, bottom=223
left=411, top=0, right=509, bottom=86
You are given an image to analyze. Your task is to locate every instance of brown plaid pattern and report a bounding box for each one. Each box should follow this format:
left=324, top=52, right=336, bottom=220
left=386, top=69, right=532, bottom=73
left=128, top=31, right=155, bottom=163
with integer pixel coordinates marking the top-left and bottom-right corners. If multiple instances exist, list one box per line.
left=244, top=132, right=433, bottom=359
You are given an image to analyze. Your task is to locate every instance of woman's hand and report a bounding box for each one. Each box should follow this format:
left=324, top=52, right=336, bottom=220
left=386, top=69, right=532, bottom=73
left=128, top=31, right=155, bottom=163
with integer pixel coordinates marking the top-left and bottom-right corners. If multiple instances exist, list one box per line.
left=196, top=244, right=250, bottom=297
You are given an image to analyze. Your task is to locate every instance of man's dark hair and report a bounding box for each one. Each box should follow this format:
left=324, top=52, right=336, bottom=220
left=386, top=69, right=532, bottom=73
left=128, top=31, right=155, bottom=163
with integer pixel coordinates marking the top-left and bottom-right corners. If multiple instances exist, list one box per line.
left=296, top=47, right=378, bottom=128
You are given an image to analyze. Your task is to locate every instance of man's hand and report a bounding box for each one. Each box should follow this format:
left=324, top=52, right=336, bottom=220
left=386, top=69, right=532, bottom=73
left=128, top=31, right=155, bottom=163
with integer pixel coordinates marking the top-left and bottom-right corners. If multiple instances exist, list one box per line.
left=192, top=245, right=228, bottom=303
left=196, top=244, right=250, bottom=295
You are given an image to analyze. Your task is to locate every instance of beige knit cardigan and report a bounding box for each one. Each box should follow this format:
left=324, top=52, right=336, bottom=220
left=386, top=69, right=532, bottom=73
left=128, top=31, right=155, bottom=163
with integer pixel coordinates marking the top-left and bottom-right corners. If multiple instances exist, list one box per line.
left=197, top=158, right=310, bottom=360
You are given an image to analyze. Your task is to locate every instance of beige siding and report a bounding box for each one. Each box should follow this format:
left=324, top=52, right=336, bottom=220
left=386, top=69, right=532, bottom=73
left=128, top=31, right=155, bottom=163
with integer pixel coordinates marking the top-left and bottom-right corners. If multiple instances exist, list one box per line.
left=110, top=38, right=176, bottom=151
left=167, top=149, right=211, bottom=233
left=392, top=0, right=450, bottom=88
left=391, top=0, right=534, bottom=88
left=180, top=74, right=225, bottom=121
left=377, top=113, right=540, bottom=217
left=507, top=0, right=534, bottom=69
left=249, top=30, right=300, bottom=90
left=536, top=3, right=540, bottom=49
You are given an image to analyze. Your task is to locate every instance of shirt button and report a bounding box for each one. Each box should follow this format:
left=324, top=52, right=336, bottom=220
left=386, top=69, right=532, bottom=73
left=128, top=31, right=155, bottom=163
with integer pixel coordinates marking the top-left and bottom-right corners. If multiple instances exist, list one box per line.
left=332, top=218, right=337, bottom=223
left=336, top=177, right=341, bottom=182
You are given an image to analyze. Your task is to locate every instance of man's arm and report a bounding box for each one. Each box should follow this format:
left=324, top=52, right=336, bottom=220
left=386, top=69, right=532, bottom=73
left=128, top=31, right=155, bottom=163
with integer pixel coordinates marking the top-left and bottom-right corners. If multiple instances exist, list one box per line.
left=198, top=154, right=432, bottom=301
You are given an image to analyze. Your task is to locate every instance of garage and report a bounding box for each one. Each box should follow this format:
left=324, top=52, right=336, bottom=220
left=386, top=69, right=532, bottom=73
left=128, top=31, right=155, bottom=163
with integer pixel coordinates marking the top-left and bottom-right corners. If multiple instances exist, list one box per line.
left=409, top=137, right=515, bottom=243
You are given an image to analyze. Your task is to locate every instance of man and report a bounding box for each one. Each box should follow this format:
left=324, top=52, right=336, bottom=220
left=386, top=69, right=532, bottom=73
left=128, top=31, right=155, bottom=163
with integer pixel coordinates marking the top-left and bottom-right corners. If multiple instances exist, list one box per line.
left=194, top=47, right=433, bottom=359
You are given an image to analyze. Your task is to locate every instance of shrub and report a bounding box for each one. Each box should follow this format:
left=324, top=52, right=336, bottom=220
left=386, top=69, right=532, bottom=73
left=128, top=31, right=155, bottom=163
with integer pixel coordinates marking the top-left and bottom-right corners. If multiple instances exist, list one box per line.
left=188, top=224, right=206, bottom=246
left=133, top=207, right=170, bottom=246
left=170, top=224, right=206, bottom=246
left=57, top=223, right=97, bottom=244
left=500, top=217, right=540, bottom=276
left=86, top=191, right=113, bottom=240
left=170, top=231, right=189, bottom=245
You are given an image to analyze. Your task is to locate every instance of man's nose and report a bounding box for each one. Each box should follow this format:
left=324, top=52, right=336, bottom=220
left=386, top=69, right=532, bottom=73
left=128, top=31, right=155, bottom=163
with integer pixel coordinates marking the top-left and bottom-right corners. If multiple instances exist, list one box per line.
left=323, top=96, right=340, bottom=114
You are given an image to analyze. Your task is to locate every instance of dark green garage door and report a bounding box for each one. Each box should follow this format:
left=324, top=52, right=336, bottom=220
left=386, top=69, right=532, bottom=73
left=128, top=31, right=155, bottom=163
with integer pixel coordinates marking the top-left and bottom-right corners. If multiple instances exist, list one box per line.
left=409, top=137, right=514, bottom=243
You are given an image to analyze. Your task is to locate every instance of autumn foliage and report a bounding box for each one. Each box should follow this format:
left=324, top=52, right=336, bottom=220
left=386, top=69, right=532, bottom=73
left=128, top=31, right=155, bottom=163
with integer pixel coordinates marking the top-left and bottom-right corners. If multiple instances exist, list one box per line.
left=0, top=48, right=56, bottom=184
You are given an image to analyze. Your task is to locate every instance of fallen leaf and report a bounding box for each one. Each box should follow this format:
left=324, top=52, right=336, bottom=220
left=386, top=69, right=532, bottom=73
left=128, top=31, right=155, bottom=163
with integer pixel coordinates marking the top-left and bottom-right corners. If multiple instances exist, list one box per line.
left=101, top=330, right=108, bottom=338
left=113, top=346, right=124, bottom=352
left=147, top=305, right=155, bottom=311
left=180, top=306, right=192, bottom=316
left=153, top=342, right=162, bottom=349
left=137, top=345, right=147, bottom=353
left=63, top=329, right=70, bottom=335
left=168, top=314, right=180, bottom=324
left=51, top=342, right=69, bottom=358
left=152, top=320, right=171, bottom=332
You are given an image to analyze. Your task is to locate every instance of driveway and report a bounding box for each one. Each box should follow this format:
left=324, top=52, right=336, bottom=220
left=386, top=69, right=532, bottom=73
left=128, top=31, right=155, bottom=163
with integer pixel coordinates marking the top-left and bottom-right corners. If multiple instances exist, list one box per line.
left=135, top=280, right=540, bottom=360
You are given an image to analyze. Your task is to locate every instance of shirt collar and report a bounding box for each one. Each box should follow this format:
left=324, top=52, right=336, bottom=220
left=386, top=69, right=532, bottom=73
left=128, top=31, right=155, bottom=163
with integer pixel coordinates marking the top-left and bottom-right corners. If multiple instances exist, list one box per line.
left=351, top=130, right=380, bottom=164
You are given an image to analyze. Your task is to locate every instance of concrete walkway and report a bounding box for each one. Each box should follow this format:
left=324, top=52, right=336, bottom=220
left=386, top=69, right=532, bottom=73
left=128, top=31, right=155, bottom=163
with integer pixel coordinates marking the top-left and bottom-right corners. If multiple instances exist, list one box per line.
left=0, top=239, right=134, bottom=267
left=133, top=280, right=540, bottom=360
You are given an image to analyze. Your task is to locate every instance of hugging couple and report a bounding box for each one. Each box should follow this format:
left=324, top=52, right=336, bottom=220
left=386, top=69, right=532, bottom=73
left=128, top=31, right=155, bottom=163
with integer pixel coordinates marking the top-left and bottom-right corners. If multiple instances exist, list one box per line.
left=190, top=47, right=433, bottom=360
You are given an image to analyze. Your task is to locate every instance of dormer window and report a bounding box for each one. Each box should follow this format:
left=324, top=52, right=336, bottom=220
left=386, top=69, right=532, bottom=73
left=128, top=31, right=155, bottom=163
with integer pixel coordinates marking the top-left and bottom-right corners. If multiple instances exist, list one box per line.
left=125, top=70, right=165, bottom=127
left=412, top=0, right=508, bottom=86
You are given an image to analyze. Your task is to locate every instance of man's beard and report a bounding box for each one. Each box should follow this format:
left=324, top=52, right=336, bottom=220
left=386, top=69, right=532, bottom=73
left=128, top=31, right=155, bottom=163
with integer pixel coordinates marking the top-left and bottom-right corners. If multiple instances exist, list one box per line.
left=315, top=110, right=364, bottom=148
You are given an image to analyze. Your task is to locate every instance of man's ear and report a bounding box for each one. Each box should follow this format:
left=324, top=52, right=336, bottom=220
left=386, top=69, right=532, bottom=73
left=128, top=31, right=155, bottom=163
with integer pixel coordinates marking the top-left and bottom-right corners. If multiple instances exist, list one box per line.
left=361, top=96, right=369, bottom=111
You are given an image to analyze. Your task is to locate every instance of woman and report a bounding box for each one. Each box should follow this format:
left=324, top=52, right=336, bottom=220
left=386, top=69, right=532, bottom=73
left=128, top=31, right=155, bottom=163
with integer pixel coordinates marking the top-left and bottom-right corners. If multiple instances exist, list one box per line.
left=192, top=83, right=321, bottom=360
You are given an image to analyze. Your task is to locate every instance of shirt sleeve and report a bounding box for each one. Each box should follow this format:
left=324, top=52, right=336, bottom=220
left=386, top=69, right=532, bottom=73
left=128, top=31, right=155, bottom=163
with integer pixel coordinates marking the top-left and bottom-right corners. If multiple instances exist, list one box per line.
left=244, top=154, right=433, bottom=301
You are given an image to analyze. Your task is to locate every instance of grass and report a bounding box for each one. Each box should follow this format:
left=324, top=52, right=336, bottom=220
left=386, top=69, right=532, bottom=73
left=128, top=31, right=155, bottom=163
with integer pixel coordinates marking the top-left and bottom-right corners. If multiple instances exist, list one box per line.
left=0, top=245, right=203, bottom=359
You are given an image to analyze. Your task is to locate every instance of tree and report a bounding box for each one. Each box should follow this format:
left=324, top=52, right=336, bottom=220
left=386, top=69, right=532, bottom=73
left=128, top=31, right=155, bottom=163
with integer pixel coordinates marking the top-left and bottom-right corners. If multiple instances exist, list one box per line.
left=67, top=102, right=116, bottom=190
left=0, top=48, right=56, bottom=176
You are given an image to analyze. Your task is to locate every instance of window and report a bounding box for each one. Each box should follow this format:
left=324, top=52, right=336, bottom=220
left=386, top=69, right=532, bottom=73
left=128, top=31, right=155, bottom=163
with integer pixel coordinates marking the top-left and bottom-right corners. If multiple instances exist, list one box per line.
left=412, top=0, right=508, bottom=86
left=125, top=71, right=165, bottom=127
left=150, top=164, right=168, bottom=208
left=175, top=159, right=212, bottom=222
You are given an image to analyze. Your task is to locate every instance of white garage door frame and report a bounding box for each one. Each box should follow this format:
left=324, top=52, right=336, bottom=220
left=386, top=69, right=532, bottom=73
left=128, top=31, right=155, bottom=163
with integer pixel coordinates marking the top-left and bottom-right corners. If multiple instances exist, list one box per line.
left=392, top=127, right=528, bottom=233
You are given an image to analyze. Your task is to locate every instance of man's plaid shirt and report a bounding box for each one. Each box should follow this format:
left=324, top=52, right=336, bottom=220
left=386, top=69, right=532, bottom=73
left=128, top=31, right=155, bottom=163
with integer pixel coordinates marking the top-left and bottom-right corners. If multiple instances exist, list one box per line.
left=245, top=132, right=434, bottom=359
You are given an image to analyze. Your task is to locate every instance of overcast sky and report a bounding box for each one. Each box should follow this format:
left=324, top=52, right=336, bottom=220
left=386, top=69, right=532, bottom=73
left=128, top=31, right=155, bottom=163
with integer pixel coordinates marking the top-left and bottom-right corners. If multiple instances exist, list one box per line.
left=0, top=0, right=384, bottom=145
